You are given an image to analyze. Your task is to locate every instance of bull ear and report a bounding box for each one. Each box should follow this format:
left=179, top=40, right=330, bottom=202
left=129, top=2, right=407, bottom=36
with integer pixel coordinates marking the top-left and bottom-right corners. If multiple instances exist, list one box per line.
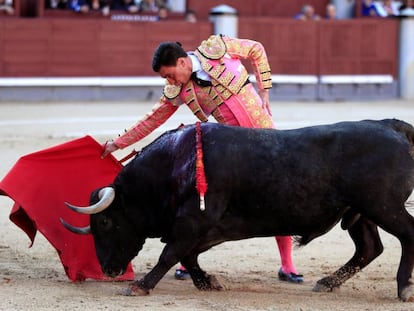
left=59, top=218, right=91, bottom=235
left=65, top=187, right=115, bottom=215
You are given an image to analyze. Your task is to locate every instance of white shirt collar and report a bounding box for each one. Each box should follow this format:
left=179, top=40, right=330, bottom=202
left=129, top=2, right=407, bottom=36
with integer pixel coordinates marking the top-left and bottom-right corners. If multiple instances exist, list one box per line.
left=188, top=53, right=210, bottom=81
left=189, top=53, right=201, bottom=73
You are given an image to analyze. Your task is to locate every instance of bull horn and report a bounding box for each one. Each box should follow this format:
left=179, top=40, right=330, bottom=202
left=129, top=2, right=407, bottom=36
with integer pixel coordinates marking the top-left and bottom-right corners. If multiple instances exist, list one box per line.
left=65, top=187, right=115, bottom=215
left=60, top=218, right=91, bottom=235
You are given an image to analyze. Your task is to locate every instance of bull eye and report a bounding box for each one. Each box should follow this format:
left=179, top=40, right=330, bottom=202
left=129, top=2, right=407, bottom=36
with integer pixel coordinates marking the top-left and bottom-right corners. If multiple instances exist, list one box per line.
left=98, top=216, right=113, bottom=232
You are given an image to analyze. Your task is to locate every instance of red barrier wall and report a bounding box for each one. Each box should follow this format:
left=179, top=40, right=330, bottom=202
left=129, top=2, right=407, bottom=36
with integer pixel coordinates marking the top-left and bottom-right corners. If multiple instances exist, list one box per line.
left=0, top=19, right=211, bottom=77
left=239, top=17, right=399, bottom=77
left=0, top=17, right=399, bottom=78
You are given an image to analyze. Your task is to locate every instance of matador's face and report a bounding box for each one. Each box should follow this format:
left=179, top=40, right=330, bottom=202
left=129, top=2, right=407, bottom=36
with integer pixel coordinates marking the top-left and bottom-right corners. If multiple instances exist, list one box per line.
left=159, top=57, right=192, bottom=86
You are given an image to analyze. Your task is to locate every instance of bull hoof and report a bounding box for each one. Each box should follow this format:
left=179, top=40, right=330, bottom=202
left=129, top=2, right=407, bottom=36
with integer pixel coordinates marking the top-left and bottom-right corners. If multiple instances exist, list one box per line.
left=313, top=280, right=338, bottom=293
left=119, top=283, right=150, bottom=296
left=400, top=285, right=414, bottom=302
left=209, top=275, right=225, bottom=291
left=195, top=274, right=225, bottom=291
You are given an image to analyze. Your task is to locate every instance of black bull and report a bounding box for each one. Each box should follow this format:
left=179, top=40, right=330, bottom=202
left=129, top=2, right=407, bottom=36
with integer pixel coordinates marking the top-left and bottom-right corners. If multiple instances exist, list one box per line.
left=62, top=119, right=414, bottom=301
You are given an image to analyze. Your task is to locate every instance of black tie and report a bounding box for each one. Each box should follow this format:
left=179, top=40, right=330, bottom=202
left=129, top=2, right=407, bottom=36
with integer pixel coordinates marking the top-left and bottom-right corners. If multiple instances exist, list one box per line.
left=191, top=72, right=212, bottom=87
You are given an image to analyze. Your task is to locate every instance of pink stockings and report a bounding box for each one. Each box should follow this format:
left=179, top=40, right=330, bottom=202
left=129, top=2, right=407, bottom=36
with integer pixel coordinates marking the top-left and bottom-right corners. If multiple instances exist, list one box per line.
left=178, top=236, right=298, bottom=274
left=275, top=236, right=297, bottom=274
left=178, top=236, right=297, bottom=275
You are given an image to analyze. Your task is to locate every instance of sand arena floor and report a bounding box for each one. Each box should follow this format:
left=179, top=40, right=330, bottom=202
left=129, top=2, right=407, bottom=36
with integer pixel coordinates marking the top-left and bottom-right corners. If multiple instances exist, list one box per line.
left=0, top=100, right=414, bottom=311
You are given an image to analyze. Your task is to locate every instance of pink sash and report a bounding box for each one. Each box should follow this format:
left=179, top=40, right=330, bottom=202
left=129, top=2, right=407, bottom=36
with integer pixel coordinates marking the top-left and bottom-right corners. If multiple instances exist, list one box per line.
left=214, top=84, right=275, bottom=129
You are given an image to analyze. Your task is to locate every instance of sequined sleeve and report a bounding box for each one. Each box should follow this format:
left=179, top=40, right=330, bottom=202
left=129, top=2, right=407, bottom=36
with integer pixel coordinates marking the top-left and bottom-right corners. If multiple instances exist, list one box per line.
left=222, top=36, right=272, bottom=90
left=114, top=96, right=178, bottom=149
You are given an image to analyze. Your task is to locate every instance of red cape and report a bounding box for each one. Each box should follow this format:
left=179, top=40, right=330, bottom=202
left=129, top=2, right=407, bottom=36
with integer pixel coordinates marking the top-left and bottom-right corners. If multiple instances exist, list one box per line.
left=0, top=136, right=135, bottom=282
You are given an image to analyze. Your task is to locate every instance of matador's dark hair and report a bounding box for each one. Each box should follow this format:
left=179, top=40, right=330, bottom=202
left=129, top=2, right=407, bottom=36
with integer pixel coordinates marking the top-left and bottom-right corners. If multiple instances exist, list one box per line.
left=152, top=41, right=187, bottom=72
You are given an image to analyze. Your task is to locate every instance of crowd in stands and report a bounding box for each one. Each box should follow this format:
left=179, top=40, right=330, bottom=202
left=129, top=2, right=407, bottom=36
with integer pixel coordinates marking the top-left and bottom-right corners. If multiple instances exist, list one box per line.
left=3, top=0, right=412, bottom=19
left=294, top=1, right=413, bottom=21
left=294, top=4, right=322, bottom=20
left=362, top=0, right=414, bottom=17
left=0, top=0, right=14, bottom=15
left=61, top=0, right=168, bottom=17
left=293, top=3, right=338, bottom=20
left=44, top=0, right=198, bottom=20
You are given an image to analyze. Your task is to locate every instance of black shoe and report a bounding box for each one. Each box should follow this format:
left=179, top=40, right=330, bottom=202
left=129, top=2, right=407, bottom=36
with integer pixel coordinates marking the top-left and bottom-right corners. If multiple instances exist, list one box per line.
left=278, top=268, right=304, bottom=283
left=174, top=268, right=191, bottom=280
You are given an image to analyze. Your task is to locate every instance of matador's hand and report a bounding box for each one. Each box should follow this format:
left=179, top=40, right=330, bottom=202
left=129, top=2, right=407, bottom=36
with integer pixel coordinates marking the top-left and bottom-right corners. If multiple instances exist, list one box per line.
left=101, top=141, right=120, bottom=158
left=259, top=89, right=272, bottom=116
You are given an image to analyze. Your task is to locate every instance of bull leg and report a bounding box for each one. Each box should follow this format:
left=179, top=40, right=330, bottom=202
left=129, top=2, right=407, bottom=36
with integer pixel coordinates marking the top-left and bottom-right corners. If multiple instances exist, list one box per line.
left=172, top=211, right=225, bottom=291
left=123, top=213, right=225, bottom=295
left=376, top=209, right=414, bottom=301
left=123, top=244, right=182, bottom=296
left=313, top=217, right=383, bottom=292
left=181, top=255, right=224, bottom=291
left=398, top=241, right=414, bottom=302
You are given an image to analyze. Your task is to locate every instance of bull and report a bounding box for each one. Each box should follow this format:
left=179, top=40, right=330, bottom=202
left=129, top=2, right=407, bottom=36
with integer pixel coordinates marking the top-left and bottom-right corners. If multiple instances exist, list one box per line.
left=61, top=119, right=414, bottom=301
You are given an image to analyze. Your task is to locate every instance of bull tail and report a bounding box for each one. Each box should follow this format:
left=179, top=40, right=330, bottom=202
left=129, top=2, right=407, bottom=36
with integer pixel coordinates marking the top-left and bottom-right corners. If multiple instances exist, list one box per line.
left=382, top=118, right=414, bottom=146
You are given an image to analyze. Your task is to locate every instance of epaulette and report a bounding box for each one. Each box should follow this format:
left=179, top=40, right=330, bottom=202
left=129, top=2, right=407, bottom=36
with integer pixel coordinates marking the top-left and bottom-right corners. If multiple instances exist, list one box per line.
left=197, top=35, right=226, bottom=60
left=163, top=83, right=181, bottom=99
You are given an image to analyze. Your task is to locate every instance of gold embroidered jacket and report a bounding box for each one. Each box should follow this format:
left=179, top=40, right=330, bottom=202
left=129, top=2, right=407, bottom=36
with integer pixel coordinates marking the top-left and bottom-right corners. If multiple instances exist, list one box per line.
left=115, top=35, right=272, bottom=148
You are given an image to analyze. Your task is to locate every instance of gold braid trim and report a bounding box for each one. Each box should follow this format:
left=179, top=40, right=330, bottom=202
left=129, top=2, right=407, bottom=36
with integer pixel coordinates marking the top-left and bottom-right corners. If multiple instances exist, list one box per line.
left=213, top=83, right=232, bottom=100
left=195, top=49, right=249, bottom=96
left=261, top=71, right=272, bottom=89
left=197, top=35, right=226, bottom=60
left=261, top=71, right=272, bottom=80
left=163, top=83, right=181, bottom=99
left=183, top=82, right=209, bottom=122
left=258, top=62, right=271, bottom=75
left=258, top=62, right=272, bottom=89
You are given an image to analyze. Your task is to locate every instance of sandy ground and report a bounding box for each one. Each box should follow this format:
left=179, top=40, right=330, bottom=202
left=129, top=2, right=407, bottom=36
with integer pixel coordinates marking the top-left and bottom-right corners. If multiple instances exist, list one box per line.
left=1, top=100, right=414, bottom=311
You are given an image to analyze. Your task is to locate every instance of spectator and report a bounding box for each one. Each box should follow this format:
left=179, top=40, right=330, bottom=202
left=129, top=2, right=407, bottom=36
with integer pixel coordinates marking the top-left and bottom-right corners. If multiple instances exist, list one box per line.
left=91, top=0, right=110, bottom=15
left=362, top=0, right=380, bottom=16
left=294, top=4, right=321, bottom=20
left=157, top=5, right=168, bottom=20
left=69, top=0, right=110, bottom=15
left=138, top=0, right=166, bottom=12
left=325, top=3, right=337, bottom=19
left=68, top=0, right=90, bottom=13
left=0, top=0, right=14, bottom=15
left=399, top=0, right=414, bottom=16
left=111, top=0, right=139, bottom=13
left=373, top=0, right=399, bottom=17
left=185, top=9, right=197, bottom=23
left=47, top=0, right=68, bottom=9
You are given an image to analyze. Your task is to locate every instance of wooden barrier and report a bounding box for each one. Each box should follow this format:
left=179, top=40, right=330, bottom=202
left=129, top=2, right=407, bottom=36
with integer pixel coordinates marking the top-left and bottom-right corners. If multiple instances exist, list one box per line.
left=0, top=19, right=211, bottom=77
left=238, top=17, right=399, bottom=78
left=0, top=17, right=398, bottom=77
left=0, top=16, right=399, bottom=100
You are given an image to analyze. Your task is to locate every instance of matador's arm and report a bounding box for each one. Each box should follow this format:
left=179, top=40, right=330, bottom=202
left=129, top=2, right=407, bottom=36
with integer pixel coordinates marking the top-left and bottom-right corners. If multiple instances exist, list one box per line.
left=222, top=36, right=272, bottom=91
left=114, top=96, right=178, bottom=149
